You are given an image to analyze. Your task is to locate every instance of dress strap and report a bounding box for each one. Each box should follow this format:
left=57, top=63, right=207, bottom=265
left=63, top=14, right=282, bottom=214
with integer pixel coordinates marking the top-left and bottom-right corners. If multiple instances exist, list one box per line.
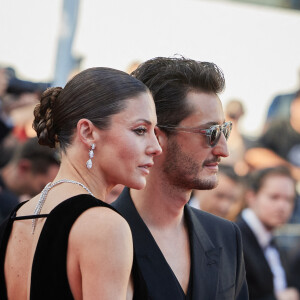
left=12, top=214, right=49, bottom=221
left=9, top=201, right=49, bottom=221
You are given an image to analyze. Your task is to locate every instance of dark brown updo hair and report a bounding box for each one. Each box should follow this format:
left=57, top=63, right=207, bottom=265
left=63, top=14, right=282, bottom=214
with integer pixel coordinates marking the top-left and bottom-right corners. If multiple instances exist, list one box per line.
left=33, top=67, right=148, bottom=151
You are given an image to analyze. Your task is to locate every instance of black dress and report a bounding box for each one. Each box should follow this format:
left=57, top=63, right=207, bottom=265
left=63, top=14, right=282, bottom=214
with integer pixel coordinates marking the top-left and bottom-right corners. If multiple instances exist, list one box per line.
left=0, top=194, right=145, bottom=299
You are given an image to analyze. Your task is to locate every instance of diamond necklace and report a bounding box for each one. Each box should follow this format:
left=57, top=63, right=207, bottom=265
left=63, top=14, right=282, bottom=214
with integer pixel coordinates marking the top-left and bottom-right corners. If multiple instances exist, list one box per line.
left=32, top=179, right=94, bottom=234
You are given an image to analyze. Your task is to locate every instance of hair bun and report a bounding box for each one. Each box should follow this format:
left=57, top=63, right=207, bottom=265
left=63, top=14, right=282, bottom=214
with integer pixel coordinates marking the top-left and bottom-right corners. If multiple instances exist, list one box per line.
left=33, top=87, right=62, bottom=147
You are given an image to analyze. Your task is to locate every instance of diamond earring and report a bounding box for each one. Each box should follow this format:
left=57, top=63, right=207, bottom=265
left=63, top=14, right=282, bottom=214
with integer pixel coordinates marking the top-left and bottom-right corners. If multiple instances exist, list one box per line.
left=86, top=143, right=95, bottom=169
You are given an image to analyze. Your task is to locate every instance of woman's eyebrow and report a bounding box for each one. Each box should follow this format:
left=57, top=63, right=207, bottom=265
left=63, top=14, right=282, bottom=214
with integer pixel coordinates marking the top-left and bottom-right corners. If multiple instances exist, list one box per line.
left=135, top=119, right=152, bottom=125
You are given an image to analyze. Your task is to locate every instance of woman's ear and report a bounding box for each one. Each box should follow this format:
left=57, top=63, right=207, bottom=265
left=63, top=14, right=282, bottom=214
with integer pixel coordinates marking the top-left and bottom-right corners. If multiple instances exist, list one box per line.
left=77, top=119, right=98, bottom=147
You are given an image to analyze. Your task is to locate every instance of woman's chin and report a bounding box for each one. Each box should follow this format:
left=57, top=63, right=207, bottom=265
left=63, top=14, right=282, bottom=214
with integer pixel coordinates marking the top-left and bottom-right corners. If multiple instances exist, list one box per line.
left=127, top=178, right=147, bottom=190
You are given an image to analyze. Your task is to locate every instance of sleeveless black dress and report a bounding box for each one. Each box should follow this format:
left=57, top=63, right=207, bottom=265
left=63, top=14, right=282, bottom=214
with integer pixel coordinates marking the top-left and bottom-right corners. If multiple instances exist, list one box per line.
left=0, top=194, right=146, bottom=299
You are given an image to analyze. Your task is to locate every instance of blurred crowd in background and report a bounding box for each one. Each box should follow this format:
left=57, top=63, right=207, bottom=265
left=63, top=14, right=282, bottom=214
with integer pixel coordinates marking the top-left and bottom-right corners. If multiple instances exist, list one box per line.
left=0, top=60, right=300, bottom=298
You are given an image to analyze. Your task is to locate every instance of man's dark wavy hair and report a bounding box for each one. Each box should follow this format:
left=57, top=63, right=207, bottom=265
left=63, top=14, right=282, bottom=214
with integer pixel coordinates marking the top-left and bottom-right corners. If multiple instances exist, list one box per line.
left=132, top=56, right=225, bottom=133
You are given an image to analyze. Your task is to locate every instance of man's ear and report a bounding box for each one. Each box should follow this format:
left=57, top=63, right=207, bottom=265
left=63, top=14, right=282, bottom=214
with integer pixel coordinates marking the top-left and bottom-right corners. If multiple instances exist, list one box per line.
left=77, top=119, right=99, bottom=147
left=155, top=126, right=168, bottom=149
left=245, top=190, right=256, bottom=208
left=18, top=159, right=32, bottom=174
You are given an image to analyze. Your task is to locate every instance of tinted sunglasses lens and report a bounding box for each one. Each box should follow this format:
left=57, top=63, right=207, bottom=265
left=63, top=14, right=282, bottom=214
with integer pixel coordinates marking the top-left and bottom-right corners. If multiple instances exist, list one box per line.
left=223, top=122, right=232, bottom=140
left=209, top=126, right=221, bottom=146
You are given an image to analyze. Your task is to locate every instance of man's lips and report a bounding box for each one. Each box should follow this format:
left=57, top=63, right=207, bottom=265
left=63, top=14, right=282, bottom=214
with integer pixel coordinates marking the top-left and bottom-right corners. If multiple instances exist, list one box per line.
left=203, top=157, right=221, bottom=167
left=203, top=159, right=220, bottom=170
left=205, top=162, right=219, bottom=167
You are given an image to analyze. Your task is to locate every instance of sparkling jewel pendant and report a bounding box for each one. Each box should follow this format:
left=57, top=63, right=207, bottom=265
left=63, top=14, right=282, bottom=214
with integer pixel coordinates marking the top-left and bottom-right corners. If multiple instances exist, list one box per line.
left=86, top=159, right=92, bottom=169
left=86, top=143, right=95, bottom=169
left=89, top=149, right=94, bottom=158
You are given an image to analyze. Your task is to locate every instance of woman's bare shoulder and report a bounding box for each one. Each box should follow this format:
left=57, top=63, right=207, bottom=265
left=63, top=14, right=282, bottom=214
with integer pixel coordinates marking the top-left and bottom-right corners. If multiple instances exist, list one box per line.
left=69, top=205, right=132, bottom=248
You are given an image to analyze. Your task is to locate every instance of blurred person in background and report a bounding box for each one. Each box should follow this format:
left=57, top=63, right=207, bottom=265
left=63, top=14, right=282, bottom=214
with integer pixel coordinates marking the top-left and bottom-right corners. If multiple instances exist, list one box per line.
left=0, top=68, right=13, bottom=143
left=0, top=66, right=51, bottom=144
left=288, top=239, right=300, bottom=293
left=265, top=69, right=300, bottom=130
left=0, top=137, right=60, bottom=222
left=125, top=60, right=141, bottom=74
left=1, top=66, right=50, bottom=97
left=0, top=69, right=8, bottom=97
left=189, top=164, right=245, bottom=221
left=0, top=133, right=19, bottom=169
left=245, top=91, right=300, bottom=182
left=245, top=91, right=300, bottom=222
left=236, top=166, right=299, bottom=300
left=221, top=99, right=253, bottom=176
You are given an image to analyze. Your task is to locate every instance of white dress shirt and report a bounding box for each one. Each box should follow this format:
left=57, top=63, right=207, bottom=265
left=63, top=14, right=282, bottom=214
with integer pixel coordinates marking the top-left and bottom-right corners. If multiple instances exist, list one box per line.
left=189, top=196, right=200, bottom=210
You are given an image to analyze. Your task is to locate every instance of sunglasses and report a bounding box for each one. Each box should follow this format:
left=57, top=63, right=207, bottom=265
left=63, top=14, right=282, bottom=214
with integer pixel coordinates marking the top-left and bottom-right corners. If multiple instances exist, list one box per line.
left=158, top=121, right=232, bottom=147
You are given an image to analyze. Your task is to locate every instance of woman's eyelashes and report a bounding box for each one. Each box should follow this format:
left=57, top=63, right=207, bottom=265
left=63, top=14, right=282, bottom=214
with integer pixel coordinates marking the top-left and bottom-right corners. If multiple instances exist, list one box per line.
left=133, top=126, right=147, bottom=136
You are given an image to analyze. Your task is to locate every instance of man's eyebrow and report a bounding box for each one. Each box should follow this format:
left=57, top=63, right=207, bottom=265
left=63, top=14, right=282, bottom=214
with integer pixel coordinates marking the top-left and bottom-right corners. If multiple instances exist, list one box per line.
left=191, top=122, right=218, bottom=128
left=197, top=121, right=226, bottom=127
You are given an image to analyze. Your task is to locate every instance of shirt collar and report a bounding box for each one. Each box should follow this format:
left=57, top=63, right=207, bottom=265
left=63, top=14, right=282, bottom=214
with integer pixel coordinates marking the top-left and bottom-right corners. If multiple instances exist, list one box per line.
left=189, top=196, right=200, bottom=210
left=242, top=208, right=273, bottom=249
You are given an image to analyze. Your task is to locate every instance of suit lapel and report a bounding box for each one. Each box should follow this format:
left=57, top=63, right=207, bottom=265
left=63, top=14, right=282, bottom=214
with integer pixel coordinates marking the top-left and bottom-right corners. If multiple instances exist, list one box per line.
left=185, top=205, right=220, bottom=300
left=113, top=190, right=221, bottom=300
left=113, top=188, right=186, bottom=299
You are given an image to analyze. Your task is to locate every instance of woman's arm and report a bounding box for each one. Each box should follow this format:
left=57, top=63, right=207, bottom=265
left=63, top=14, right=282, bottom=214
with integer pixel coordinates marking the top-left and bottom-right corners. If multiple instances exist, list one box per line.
left=67, top=206, right=133, bottom=300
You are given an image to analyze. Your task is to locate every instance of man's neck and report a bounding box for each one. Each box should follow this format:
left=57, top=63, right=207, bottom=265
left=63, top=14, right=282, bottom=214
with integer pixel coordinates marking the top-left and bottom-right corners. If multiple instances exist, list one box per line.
left=129, top=169, right=192, bottom=294
left=130, top=171, right=191, bottom=230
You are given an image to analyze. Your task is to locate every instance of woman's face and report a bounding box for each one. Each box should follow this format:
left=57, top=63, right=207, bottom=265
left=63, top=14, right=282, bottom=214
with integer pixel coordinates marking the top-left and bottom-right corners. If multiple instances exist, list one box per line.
left=97, top=92, right=162, bottom=190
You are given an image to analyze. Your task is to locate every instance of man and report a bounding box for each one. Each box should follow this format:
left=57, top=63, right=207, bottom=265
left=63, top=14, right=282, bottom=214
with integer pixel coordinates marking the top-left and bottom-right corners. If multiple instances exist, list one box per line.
left=0, top=68, right=12, bottom=143
left=288, top=241, right=300, bottom=293
left=236, top=166, right=299, bottom=300
left=264, top=68, right=300, bottom=129
left=0, top=137, right=60, bottom=222
left=112, top=56, right=248, bottom=299
left=189, top=164, right=244, bottom=221
left=245, top=91, right=300, bottom=183
left=222, top=99, right=253, bottom=176
left=245, top=91, right=300, bottom=222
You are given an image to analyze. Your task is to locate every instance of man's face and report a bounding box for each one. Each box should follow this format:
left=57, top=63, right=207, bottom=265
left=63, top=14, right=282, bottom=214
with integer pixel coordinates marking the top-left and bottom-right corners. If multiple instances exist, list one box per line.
left=24, top=164, right=59, bottom=197
left=250, top=174, right=295, bottom=230
left=162, top=91, right=229, bottom=190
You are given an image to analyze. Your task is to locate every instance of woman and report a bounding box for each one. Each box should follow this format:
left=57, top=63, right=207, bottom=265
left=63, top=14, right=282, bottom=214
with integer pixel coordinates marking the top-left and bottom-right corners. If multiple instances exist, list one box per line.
left=0, top=67, right=162, bottom=299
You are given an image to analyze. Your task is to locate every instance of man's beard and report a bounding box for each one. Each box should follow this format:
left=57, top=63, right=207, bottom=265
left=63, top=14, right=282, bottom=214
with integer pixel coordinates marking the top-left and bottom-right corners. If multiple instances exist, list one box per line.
left=162, top=138, right=218, bottom=191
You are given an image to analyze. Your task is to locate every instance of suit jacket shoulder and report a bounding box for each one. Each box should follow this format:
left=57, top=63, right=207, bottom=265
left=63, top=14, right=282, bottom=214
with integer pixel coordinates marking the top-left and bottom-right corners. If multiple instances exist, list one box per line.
left=188, top=205, right=241, bottom=241
left=186, top=206, right=248, bottom=300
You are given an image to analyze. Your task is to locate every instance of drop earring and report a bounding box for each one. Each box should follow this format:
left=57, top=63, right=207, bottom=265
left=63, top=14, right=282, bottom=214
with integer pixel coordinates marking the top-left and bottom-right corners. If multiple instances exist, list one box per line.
left=86, top=143, right=95, bottom=169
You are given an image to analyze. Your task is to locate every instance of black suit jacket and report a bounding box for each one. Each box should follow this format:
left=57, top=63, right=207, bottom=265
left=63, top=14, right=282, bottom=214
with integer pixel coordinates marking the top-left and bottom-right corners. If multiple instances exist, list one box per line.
left=112, top=187, right=249, bottom=300
left=236, top=217, right=287, bottom=300
left=288, top=245, right=300, bottom=292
